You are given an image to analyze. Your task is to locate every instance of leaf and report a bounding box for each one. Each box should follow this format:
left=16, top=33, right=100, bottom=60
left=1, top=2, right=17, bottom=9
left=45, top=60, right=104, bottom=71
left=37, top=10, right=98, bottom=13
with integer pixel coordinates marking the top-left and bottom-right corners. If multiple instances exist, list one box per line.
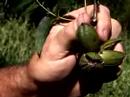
left=21, top=2, right=38, bottom=17
left=35, top=16, right=53, bottom=52
left=100, top=39, right=122, bottom=51
left=15, top=0, right=33, bottom=12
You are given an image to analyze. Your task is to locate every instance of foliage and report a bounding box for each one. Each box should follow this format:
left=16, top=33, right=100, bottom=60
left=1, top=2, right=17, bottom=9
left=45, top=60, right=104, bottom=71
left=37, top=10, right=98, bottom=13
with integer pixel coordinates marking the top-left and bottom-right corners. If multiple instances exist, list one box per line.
left=0, top=19, right=36, bottom=67
left=1, top=0, right=129, bottom=33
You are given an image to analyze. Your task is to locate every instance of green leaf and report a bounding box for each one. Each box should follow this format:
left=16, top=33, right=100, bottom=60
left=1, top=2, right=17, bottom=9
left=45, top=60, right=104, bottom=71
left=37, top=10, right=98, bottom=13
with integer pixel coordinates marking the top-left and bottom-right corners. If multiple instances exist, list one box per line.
left=21, top=2, right=38, bottom=17
left=35, top=16, right=53, bottom=52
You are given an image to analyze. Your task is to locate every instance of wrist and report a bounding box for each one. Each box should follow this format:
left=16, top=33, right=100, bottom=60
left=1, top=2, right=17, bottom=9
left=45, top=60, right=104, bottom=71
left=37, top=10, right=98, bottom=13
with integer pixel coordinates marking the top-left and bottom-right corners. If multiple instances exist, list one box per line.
left=0, top=65, right=38, bottom=97
left=18, top=65, right=38, bottom=95
left=27, top=53, right=46, bottom=82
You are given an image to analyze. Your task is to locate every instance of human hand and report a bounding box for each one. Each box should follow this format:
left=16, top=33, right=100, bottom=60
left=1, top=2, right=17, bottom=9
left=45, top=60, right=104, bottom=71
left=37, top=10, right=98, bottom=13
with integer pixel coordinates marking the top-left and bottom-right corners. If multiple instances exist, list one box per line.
left=27, top=5, right=124, bottom=97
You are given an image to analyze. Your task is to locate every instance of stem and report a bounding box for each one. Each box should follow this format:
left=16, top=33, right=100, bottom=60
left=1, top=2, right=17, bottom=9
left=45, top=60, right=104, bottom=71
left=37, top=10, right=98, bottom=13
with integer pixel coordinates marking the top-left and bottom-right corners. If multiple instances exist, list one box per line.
left=84, top=0, right=87, bottom=13
left=36, top=0, right=57, bottom=17
left=4, top=0, right=8, bottom=6
left=36, top=0, right=72, bottom=22
left=93, top=0, right=98, bottom=22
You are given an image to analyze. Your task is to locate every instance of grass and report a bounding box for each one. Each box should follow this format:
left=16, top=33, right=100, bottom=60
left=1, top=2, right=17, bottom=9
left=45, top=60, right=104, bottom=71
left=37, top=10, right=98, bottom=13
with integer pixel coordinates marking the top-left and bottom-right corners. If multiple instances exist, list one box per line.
left=0, top=19, right=36, bottom=67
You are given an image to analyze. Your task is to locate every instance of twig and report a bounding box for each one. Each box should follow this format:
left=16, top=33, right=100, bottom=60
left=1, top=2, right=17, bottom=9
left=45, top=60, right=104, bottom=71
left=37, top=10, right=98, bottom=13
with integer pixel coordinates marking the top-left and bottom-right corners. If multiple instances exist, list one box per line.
left=84, top=0, right=87, bottom=13
left=36, top=0, right=56, bottom=17
left=4, top=0, right=8, bottom=6
left=92, top=0, right=100, bottom=23
left=36, top=0, right=72, bottom=22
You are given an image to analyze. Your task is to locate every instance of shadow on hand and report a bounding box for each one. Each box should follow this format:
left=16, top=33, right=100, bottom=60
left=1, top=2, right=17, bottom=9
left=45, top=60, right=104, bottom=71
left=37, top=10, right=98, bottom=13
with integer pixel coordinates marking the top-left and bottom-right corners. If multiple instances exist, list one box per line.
left=34, top=65, right=120, bottom=97
left=78, top=65, right=121, bottom=97
left=101, top=65, right=121, bottom=83
left=79, top=67, right=104, bottom=97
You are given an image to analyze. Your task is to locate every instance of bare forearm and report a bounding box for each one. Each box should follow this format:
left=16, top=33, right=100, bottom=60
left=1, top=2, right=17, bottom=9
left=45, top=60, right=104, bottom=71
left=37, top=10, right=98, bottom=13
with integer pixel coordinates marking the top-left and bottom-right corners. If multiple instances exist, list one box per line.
left=0, top=65, right=37, bottom=97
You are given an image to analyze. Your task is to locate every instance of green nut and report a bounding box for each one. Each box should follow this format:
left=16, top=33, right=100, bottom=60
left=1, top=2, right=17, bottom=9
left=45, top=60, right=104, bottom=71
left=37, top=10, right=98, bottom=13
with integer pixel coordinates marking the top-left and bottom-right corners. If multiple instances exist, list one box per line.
left=79, top=52, right=102, bottom=65
left=85, top=52, right=103, bottom=62
left=100, top=38, right=121, bottom=51
left=79, top=54, right=89, bottom=70
left=77, top=23, right=100, bottom=52
left=99, top=50, right=125, bottom=66
left=79, top=52, right=103, bottom=70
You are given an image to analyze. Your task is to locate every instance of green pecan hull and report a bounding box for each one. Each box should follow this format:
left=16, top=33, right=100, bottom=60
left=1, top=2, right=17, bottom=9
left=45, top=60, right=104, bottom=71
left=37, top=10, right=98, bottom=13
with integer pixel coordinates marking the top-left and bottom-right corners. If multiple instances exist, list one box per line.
left=99, top=50, right=125, bottom=66
left=77, top=23, right=101, bottom=52
left=76, top=23, right=125, bottom=72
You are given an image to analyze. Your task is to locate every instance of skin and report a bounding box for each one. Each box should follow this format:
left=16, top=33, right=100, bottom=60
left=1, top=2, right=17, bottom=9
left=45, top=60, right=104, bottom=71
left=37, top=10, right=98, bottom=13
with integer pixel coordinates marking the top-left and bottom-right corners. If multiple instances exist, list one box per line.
left=0, top=5, right=124, bottom=97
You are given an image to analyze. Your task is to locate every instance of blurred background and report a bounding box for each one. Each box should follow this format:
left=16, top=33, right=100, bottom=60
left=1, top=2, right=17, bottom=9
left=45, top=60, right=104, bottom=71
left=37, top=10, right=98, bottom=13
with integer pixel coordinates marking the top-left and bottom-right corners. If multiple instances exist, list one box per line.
left=0, top=0, right=130, bottom=97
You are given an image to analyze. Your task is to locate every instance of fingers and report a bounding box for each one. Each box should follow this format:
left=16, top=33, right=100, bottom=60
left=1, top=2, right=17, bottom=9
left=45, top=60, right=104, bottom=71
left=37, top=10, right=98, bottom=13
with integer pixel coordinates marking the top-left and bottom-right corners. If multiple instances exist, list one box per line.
left=52, top=5, right=112, bottom=49
left=69, top=81, right=81, bottom=97
left=110, top=18, right=124, bottom=52
left=48, top=11, right=91, bottom=51
left=111, top=18, right=122, bottom=39
left=111, top=19, right=122, bottom=39
left=114, top=43, right=124, bottom=52
left=41, top=12, right=91, bottom=59
left=57, top=13, right=90, bottom=48
left=96, top=5, right=111, bottom=41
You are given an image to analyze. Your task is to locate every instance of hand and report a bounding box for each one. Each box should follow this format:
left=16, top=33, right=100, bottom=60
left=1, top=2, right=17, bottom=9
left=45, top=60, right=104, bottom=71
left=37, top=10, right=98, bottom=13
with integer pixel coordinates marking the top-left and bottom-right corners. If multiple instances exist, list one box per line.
left=27, top=5, right=124, bottom=97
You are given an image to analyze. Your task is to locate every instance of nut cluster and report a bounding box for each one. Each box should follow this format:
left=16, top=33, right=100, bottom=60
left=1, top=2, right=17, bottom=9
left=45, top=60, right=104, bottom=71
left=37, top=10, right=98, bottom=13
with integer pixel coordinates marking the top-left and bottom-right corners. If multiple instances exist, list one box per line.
left=77, top=23, right=125, bottom=72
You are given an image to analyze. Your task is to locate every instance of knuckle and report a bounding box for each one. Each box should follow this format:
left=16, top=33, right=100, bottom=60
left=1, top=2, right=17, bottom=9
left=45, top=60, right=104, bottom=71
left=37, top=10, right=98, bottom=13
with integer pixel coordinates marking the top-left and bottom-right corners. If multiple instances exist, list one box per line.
left=100, top=5, right=110, bottom=14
